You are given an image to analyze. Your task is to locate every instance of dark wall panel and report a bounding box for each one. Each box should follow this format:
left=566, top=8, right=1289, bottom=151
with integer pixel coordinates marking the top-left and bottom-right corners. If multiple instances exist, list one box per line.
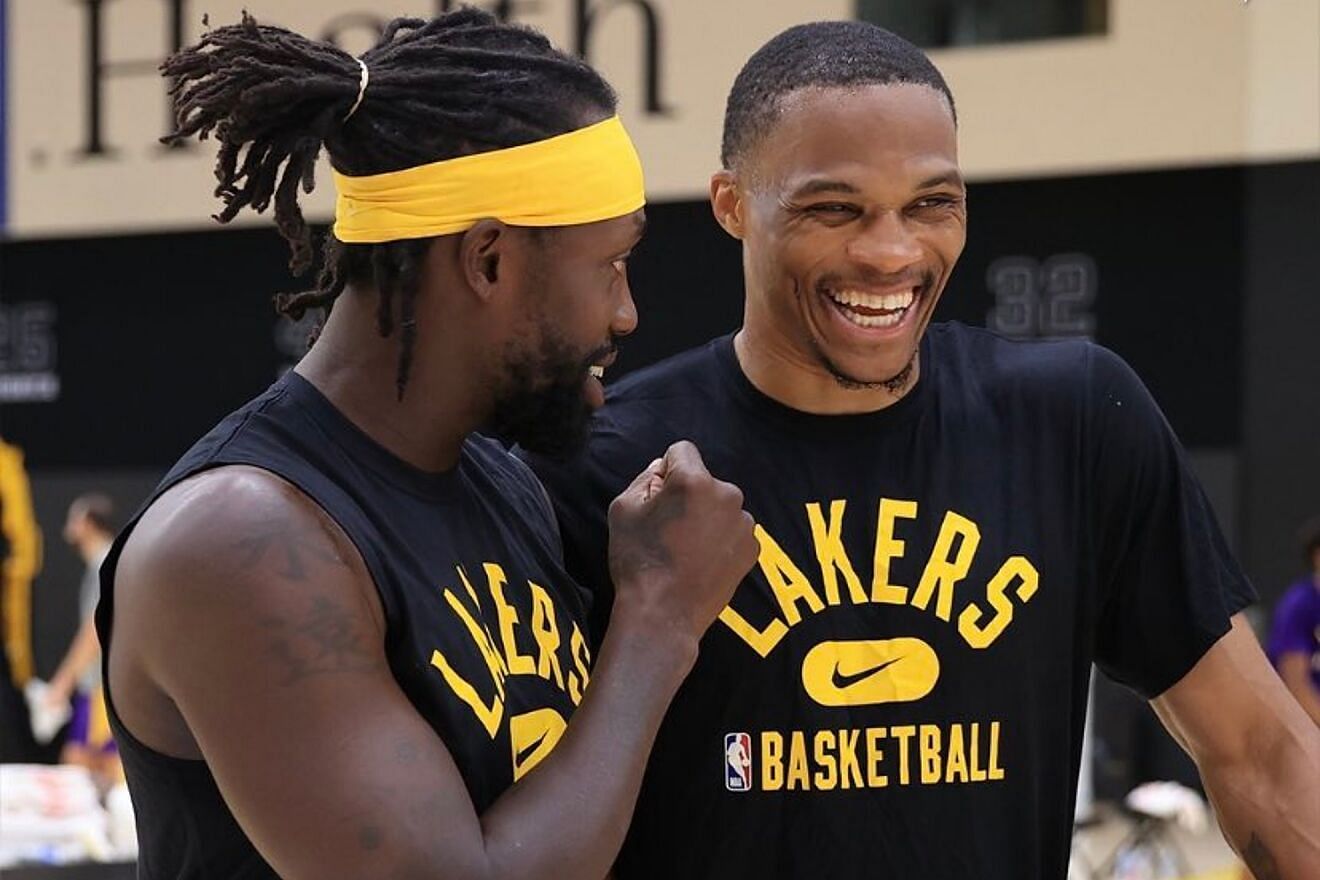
left=1243, top=162, right=1320, bottom=605
left=3, top=164, right=1250, bottom=469
left=4, top=161, right=1316, bottom=610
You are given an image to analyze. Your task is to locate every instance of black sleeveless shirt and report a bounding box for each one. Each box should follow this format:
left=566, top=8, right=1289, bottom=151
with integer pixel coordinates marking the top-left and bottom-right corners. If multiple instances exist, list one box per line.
left=96, top=370, right=594, bottom=879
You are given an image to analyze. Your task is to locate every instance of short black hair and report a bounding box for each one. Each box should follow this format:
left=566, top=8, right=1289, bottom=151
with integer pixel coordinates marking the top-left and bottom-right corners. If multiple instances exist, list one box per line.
left=1300, top=517, right=1320, bottom=568
left=162, top=10, right=617, bottom=398
left=720, top=20, right=956, bottom=170
left=70, top=493, right=116, bottom=536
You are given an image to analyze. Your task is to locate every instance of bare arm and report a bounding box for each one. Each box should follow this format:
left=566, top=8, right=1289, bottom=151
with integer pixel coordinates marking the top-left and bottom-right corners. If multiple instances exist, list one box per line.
left=1151, top=615, right=1320, bottom=880
left=48, top=616, right=101, bottom=702
left=1276, top=652, right=1320, bottom=726
left=113, top=445, right=755, bottom=880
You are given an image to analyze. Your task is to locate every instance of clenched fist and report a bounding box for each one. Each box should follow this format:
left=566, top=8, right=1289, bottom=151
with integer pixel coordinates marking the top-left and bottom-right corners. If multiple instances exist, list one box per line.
left=606, top=441, right=759, bottom=645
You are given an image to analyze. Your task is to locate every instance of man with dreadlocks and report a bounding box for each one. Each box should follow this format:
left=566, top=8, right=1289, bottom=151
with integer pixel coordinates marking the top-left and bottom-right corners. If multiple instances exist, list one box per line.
left=95, top=11, right=758, bottom=880
left=524, top=20, right=1320, bottom=879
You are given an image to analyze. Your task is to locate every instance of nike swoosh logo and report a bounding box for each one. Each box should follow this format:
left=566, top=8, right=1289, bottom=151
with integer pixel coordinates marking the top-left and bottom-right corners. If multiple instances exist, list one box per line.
left=831, top=656, right=903, bottom=689
left=515, top=730, right=549, bottom=767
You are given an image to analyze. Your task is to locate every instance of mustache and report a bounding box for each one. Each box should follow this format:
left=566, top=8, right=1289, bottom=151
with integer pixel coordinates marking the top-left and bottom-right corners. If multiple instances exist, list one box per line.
left=580, top=339, right=621, bottom=371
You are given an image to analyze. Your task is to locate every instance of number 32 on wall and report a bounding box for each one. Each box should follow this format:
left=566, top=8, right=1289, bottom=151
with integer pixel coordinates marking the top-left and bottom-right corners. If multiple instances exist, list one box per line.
left=985, top=254, right=1097, bottom=340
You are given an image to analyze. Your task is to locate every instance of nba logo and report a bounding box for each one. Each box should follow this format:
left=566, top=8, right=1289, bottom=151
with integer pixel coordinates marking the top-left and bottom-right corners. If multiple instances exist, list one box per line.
left=724, top=732, right=752, bottom=792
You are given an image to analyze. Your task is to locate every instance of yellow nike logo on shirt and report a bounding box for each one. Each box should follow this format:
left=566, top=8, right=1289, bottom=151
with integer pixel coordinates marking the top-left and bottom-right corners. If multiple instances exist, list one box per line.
left=516, top=730, right=549, bottom=766
left=510, top=707, right=567, bottom=781
left=801, top=638, right=941, bottom=707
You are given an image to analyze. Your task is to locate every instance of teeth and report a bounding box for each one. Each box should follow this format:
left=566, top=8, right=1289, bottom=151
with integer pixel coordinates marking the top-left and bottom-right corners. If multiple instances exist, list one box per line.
left=589, top=366, right=605, bottom=379
left=837, top=309, right=904, bottom=328
left=828, top=288, right=916, bottom=311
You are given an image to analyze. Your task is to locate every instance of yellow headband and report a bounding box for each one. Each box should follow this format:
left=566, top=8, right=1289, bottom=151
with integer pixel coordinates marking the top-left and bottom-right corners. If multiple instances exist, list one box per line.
left=332, top=116, right=646, bottom=243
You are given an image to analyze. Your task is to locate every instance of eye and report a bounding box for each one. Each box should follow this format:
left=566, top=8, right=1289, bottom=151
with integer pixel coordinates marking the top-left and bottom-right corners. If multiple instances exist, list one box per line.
left=803, top=203, right=862, bottom=223
left=912, top=195, right=963, bottom=211
left=808, top=203, right=858, bottom=215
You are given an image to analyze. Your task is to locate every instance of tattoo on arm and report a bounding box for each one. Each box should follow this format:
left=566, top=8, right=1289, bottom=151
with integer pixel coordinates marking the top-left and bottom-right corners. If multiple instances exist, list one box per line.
left=263, top=596, right=377, bottom=684
left=609, top=491, right=685, bottom=575
left=392, top=736, right=423, bottom=766
left=231, top=514, right=347, bottom=582
left=1243, top=833, right=1282, bottom=880
left=359, top=825, right=384, bottom=852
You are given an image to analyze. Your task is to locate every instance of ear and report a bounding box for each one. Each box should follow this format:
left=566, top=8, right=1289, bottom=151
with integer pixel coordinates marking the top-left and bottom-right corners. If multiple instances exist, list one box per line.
left=457, top=219, right=509, bottom=302
left=710, top=170, right=745, bottom=241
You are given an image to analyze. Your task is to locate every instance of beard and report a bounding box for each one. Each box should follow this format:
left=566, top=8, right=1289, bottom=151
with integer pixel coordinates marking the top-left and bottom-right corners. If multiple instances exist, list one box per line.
left=812, top=340, right=917, bottom=394
left=487, top=329, right=614, bottom=459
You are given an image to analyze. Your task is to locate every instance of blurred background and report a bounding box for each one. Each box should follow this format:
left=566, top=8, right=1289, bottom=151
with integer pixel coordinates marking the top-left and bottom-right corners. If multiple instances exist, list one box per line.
left=1, top=1, right=1317, bottom=877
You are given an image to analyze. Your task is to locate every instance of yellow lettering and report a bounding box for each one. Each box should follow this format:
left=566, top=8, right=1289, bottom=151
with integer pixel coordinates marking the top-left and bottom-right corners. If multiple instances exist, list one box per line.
left=757, top=525, right=825, bottom=626
left=865, top=727, right=889, bottom=788
left=919, top=724, right=942, bottom=784
left=838, top=729, right=863, bottom=789
left=913, top=511, right=981, bottom=621
left=872, top=498, right=918, bottom=604
left=528, top=582, right=565, bottom=689
left=958, top=556, right=1040, bottom=649
left=430, top=647, right=504, bottom=738
left=813, top=730, right=838, bottom=790
left=806, top=501, right=867, bottom=606
left=786, top=731, right=811, bottom=790
left=454, top=568, right=509, bottom=687
left=945, top=723, right=969, bottom=783
left=969, top=722, right=987, bottom=782
left=567, top=623, right=592, bottom=706
left=718, top=605, right=789, bottom=658
left=891, top=725, right=916, bottom=786
left=762, top=732, right=784, bottom=791
left=484, top=563, right=536, bottom=676
left=989, top=721, right=1005, bottom=781
left=431, top=572, right=510, bottom=738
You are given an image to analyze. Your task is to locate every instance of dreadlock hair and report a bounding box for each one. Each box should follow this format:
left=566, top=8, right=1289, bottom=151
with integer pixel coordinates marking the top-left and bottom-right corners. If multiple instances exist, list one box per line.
left=720, top=20, right=956, bottom=171
left=162, top=9, right=617, bottom=399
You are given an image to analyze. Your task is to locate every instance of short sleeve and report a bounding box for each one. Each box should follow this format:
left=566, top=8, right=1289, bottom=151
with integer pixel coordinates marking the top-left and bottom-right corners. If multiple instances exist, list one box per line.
left=1087, top=345, right=1256, bottom=698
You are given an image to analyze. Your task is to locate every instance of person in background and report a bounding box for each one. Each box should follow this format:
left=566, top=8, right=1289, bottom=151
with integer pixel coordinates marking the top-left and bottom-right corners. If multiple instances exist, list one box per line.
left=45, top=494, right=121, bottom=778
left=1267, top=517, right=1320, bottom=726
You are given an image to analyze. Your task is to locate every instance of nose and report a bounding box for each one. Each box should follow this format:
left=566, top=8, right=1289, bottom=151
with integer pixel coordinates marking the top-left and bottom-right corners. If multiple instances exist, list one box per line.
left=846, top=210, right=923, bottom=276
left=613, top=278, right=639, bottom=337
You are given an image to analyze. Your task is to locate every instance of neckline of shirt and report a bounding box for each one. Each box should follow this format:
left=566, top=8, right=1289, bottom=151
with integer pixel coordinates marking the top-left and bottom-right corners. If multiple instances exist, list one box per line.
left=710, top=331, right=933, bottom=433
left=280, top=369, right=466, bottom=500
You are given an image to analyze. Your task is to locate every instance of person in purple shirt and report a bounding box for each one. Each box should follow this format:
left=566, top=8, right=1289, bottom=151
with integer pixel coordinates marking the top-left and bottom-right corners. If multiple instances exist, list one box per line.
left=1267, top=518, right=1320, bottom=726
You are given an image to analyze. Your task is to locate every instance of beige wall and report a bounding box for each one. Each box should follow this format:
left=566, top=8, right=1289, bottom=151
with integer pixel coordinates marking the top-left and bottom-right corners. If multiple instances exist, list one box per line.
left=7, top=0, right=1318, bottom=238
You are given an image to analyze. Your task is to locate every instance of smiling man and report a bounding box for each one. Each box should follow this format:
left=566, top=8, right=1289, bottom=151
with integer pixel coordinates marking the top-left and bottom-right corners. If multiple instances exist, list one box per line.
left=524, top=20, right=1320, bottom=879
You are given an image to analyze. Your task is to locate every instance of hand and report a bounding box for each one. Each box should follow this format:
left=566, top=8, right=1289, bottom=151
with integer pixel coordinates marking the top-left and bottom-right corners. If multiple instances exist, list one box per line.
left=44, top=678, right=73, bottom=710
left=606, top=441, right=759, bottom=645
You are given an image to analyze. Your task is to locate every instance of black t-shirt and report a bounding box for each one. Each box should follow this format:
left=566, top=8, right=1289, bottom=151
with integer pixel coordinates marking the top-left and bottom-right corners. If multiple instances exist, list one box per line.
left=524, top=323, right=1254, bottom=880
left=97, top=371, right=593, bottom=879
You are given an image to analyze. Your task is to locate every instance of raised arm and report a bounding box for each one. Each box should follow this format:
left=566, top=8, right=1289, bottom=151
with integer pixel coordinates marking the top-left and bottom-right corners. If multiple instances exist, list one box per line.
left=1151, top=615, right=1320, bottom=880
left=111, top=444, right=756, bottom=880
